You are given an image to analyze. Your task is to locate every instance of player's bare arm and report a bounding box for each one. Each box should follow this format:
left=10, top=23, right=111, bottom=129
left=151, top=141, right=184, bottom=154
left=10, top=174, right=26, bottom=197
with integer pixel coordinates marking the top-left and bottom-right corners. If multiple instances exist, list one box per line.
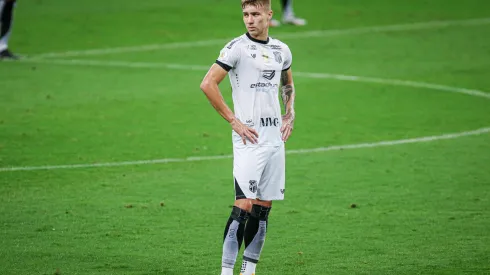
left=280, top=68, right=296, bottom=142
left=200, top=64, right=259, bottom=144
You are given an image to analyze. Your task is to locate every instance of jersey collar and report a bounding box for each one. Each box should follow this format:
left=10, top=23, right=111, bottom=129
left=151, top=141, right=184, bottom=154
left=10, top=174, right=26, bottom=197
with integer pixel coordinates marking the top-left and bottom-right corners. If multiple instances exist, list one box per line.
left=246, top=32, right=269, bottom=44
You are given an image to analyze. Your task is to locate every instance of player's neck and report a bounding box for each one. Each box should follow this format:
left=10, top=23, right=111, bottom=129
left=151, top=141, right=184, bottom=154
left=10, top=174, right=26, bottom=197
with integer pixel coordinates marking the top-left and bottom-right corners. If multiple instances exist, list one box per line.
left=246, top=31, right=269, bottom=44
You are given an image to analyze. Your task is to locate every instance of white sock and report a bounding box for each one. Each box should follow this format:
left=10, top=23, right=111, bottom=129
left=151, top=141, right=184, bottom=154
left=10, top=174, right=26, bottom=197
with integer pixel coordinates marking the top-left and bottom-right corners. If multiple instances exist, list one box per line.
left=0, top=31, right=10, bottom=51
left=240, top=260, right=257, bottom=275
left=221, top=267, right=234, bottom=275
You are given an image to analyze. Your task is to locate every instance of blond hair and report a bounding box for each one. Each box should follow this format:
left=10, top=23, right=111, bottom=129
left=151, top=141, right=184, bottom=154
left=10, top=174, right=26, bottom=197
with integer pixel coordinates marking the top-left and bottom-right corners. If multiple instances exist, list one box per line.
left=241, top=0, right=271, bottom=10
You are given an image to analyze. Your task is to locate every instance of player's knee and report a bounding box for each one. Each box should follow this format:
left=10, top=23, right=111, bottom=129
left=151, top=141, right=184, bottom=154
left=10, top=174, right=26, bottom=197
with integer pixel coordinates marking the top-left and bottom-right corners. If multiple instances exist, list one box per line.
left=252, top=199, right=272, bottom=208
left=234, top=198, right=253, bottom=212
left=250, top=204, right=271, bottom=221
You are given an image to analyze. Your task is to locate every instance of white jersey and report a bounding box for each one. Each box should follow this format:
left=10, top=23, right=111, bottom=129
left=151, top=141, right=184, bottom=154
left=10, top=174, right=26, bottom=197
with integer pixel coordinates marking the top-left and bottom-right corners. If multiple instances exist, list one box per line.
left=216, top=33, right=292, bottom=147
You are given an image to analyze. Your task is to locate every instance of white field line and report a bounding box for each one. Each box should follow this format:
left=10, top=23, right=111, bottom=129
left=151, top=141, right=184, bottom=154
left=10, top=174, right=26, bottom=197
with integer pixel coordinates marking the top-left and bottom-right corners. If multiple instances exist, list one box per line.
left=20, top=58, right=210, bottom=71
left=1, top=127, right=489, bottom=172
left=286, top=127, right=490, bottom=155
left=18, top=58, right=490, bottom=100
left=293, top=72, right=490, bottom=99
left=33, top=17, right=490, bottom=59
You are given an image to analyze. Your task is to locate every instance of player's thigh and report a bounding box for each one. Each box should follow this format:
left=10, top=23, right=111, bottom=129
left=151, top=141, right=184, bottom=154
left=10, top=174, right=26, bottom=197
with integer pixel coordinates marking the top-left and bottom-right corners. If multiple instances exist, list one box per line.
left=257, top=144, right=285, bottom=201
left=233, top=145, right=268, bottom=200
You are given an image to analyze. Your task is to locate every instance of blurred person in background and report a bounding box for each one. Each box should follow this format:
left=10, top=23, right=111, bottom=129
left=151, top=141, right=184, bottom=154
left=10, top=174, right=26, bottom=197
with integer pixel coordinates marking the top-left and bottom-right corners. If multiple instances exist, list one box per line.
left=270, top=0, right=306, bottom=27
left=0, top=0, right=18, bottom=59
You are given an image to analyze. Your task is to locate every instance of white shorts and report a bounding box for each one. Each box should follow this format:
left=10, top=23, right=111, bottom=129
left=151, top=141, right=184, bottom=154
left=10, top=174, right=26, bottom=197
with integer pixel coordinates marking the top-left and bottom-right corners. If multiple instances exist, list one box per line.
left=233, top=143, right=285, bottom=201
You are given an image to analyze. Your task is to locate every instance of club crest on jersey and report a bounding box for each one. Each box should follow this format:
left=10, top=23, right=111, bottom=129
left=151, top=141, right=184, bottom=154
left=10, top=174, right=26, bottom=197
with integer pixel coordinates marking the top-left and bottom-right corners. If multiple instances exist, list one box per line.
left=251, top=53, right=256, bottom=59
left=273, top=51, right=282, bottom=63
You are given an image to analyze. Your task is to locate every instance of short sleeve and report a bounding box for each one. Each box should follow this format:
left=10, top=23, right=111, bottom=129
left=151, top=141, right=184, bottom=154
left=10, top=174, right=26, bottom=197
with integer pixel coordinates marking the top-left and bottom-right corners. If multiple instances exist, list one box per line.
left=216, top=39, right=241, bottom=72
left=282, top=45, right=292, bottom=71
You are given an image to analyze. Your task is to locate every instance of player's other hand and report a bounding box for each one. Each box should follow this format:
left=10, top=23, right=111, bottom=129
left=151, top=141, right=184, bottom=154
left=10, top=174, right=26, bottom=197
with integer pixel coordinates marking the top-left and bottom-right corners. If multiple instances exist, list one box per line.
left=281, top=112, right=295, bottom=142
left=230, top=118, right=259, bottom=144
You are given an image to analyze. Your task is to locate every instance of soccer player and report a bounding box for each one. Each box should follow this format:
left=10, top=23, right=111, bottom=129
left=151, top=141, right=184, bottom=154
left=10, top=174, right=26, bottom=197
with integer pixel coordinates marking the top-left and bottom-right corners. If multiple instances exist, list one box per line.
left=0, top=0, right=18, bottom=59
left=199, top=0, right=296, bottom=274
left=270, top=0, right=307, bottom=27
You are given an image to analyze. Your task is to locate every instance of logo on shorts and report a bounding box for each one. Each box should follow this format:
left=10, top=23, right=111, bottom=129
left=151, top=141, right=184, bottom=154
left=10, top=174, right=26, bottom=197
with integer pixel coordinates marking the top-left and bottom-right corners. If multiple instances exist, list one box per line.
left=249, top=180, right=257, bottom=193
left=280, top=189, right=285, bottom=194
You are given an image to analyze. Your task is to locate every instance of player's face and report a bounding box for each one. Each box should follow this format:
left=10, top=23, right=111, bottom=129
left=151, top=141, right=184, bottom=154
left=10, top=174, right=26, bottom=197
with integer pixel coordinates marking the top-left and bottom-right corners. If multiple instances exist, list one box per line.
left=242, top=4, right=272, bottom=38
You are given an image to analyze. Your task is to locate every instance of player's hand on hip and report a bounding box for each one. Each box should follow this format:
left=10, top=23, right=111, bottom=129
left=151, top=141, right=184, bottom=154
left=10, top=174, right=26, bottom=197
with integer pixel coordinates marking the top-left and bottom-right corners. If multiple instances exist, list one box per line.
left=281, top=113, right=295, bottom=142
left=230, top=118, right=259, bottom=145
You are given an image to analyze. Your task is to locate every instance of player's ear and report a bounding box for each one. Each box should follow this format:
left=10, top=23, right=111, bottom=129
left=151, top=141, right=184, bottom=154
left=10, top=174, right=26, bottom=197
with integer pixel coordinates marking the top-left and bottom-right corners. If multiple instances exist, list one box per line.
left=268, top=10, right=273, bottom=21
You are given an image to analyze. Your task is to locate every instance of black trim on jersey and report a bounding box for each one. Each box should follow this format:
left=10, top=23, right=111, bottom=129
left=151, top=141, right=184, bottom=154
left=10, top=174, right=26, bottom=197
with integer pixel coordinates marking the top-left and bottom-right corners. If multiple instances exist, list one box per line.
left=282, top=65, right=291, bottom=72
left=215, top=60, right=232, bottom=72
left=246, top=32, right=269, bottom=44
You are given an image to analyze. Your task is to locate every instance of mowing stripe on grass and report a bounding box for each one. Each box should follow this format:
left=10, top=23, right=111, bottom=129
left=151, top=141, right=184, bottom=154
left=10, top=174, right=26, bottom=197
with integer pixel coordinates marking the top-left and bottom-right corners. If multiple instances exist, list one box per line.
left=17, top=58, right=490, bottom=100
left=33, top=17, right=490, bottom=58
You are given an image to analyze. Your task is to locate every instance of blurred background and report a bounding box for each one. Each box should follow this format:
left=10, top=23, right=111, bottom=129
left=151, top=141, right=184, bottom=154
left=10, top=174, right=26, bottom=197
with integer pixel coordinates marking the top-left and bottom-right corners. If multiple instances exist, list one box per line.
left=1, top=0, right=490, bottom=274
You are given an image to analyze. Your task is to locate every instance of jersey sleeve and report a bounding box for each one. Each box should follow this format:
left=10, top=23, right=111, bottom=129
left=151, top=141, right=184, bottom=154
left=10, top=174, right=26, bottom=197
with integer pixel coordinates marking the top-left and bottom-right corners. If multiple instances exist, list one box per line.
left=215, top=39, right=241, bottom=72
left=282, top=45, right=292, bottom=71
